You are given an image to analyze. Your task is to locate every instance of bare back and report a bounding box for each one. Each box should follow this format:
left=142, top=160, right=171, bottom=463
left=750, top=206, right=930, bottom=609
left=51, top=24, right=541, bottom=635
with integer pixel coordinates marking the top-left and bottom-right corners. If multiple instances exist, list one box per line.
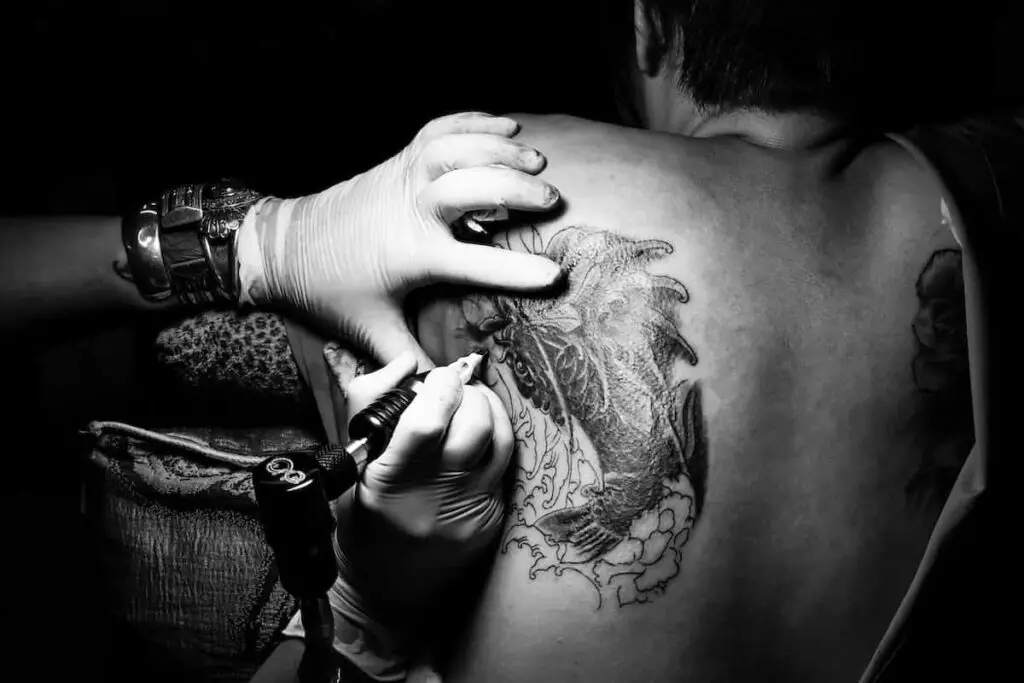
left=413, top=115, right=970, bottom=682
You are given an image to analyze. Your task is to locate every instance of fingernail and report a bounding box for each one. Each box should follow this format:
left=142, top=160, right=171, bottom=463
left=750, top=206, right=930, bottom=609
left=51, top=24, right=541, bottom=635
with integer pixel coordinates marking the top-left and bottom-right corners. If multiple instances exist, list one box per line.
left=544, top=184, right=560, bottom=205
left=525, top=148, right=546, bottom=169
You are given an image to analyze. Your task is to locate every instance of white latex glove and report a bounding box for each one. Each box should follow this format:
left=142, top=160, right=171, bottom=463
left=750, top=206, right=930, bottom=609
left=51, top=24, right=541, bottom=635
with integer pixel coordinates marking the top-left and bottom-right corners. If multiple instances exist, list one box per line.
left=282, top=345, right=512, bottom=681
left=238, top=112, right=563, bottom=367
left=337, top=347, right=511, bottom=571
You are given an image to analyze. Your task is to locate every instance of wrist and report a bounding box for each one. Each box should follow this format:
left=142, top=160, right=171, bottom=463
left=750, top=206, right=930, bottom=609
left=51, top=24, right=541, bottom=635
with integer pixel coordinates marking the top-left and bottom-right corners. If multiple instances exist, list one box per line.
left=119, top=179, right=265, bottom=307
left=239, top=195, right=310, bottom=310
left=236, top=196, right=276, bottom=307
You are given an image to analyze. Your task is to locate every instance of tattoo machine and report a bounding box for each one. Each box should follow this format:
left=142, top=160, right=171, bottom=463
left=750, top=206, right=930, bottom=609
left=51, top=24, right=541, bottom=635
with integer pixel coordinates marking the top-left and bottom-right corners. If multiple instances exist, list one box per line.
left=252, top=351, right=487, bottom=678
left=254, top=454, right=341, bottom=683
left=310, top=350, right=489, bottom=498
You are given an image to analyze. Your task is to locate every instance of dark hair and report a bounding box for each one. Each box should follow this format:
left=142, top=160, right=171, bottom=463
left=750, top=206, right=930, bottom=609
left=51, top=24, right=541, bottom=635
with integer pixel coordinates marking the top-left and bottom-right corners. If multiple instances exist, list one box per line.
left=603, top=0, right=1013, bottom=128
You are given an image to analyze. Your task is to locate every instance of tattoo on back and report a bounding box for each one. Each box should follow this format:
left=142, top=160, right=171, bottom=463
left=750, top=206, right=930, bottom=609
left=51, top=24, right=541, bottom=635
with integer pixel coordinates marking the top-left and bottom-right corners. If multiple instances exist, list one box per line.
left=458, top=225, right=708, bottom=608
left=906, top=247, right=973, bottom=506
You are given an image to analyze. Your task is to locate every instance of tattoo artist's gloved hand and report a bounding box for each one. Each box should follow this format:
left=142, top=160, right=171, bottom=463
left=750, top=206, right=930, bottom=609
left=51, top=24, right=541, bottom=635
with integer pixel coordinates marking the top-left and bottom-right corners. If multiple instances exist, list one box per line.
left=237, top=112, right=562, bottom=367
left=284, top=344, right=513, bottom=682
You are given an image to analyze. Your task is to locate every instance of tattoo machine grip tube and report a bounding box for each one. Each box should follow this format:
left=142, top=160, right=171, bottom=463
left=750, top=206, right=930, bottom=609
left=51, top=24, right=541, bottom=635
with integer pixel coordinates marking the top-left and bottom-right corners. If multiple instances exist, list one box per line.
left=309, top=351, right=488, bottom=501
left=310, top=382, right=422, bottom=501
left=347, top=350, right=488, bottom=462
left=347, top=384, right=422, bottom=457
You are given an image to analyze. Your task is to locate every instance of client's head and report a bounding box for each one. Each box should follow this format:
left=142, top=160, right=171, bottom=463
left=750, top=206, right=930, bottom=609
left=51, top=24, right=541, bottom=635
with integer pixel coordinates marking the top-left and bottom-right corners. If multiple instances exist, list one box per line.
left=602, top=0, right=1005, bottom=134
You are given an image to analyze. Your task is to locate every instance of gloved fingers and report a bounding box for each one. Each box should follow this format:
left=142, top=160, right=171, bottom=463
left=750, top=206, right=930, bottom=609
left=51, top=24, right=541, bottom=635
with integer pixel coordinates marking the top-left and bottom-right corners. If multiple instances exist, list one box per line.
left=475, top=382, right=516, bottom=492
left=418, top=133, right=546, bottom=181
left=418, top=165, right=560, bottom=226
left=421, top=240, right=565, bottom=291
left=416, top=111, right=519, bottom=143
left=373, top=365, right=464, bottom=477
left=341, top=348, right=418, bottom=416
left=436, top=384, right=495, bottom=471
left=359, top=366, right=462, bottom=534
left=323, top=342, right=381, bottom=399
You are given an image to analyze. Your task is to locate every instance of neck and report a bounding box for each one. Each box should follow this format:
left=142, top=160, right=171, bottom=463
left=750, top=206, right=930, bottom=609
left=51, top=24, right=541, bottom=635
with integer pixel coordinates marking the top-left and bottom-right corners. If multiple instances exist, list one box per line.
left=690, top=109, right=850, bottom=150
left=641, top=78, right=849, bottom=150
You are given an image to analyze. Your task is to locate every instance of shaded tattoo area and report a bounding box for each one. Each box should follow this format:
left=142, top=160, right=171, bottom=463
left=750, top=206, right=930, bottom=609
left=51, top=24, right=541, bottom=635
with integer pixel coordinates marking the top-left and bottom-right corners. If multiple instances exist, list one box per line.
left=459, top=226, right=708, bottom=608
left=906, top=248, right=973, bottom=506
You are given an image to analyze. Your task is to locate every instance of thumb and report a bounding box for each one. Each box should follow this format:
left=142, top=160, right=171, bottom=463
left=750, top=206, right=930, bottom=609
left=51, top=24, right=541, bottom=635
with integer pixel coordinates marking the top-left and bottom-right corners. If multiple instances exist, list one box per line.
left=322, top=342, right=376, bottom=399
left=424, top=241, right=565, bottom=292
left=340, top=349, right=419, bottom=414
left=369, top=365, right=463, bottom=483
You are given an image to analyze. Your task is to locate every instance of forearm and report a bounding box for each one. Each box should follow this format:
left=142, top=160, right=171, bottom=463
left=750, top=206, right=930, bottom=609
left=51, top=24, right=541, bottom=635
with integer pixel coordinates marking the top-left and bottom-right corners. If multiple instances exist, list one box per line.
left=0, top=215, right=179, bottom=337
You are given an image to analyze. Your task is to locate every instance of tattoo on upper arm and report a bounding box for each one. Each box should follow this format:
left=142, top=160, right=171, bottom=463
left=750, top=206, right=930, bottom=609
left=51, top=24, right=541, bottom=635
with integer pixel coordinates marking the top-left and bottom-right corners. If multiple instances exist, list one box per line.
left=458, top=225, right=707, bottom=608
left=906, top=246, right=973, bottom=506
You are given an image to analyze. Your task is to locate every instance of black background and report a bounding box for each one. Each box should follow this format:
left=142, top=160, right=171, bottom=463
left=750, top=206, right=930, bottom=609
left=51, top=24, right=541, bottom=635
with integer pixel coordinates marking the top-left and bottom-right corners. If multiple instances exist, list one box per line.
left=1, top=0, right=625, bottom=215
left=3, top=1, right=1023, bottom=214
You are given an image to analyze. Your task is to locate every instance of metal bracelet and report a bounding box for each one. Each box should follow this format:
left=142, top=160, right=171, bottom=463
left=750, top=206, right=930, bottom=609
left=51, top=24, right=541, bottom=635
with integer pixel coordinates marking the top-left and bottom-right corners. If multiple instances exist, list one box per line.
left=120, top=200, right=173, bottom=302
left=161, top=179, right=262, bottom=240
left=159, top=179, right=265, bottom=304
left=198, top=179, right=263, bottom=240
left=119, top=179, right=264, bottom=305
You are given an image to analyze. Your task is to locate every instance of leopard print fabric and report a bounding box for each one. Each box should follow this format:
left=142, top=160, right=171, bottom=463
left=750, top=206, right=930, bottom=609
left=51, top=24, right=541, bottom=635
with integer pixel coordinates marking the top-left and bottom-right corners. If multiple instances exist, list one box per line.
left=154, top=310, right=308, bottom=407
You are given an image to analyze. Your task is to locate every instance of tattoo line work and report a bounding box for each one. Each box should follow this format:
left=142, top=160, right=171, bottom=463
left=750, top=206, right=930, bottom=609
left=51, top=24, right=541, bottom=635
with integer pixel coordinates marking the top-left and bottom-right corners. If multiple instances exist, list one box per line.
left=459, top=225, right=708, bottom=608
left=906, top=247, right=973, bottom=506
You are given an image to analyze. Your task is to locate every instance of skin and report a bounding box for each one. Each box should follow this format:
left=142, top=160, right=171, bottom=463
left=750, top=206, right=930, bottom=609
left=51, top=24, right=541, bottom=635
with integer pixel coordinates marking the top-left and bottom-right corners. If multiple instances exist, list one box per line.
left=403, top=9, right=980, bottom=672
left=410, top=111, right=968, bottom=683
left=253, top=4, right=984, bottom=682
left=392, top=10, right=977, bottom=682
